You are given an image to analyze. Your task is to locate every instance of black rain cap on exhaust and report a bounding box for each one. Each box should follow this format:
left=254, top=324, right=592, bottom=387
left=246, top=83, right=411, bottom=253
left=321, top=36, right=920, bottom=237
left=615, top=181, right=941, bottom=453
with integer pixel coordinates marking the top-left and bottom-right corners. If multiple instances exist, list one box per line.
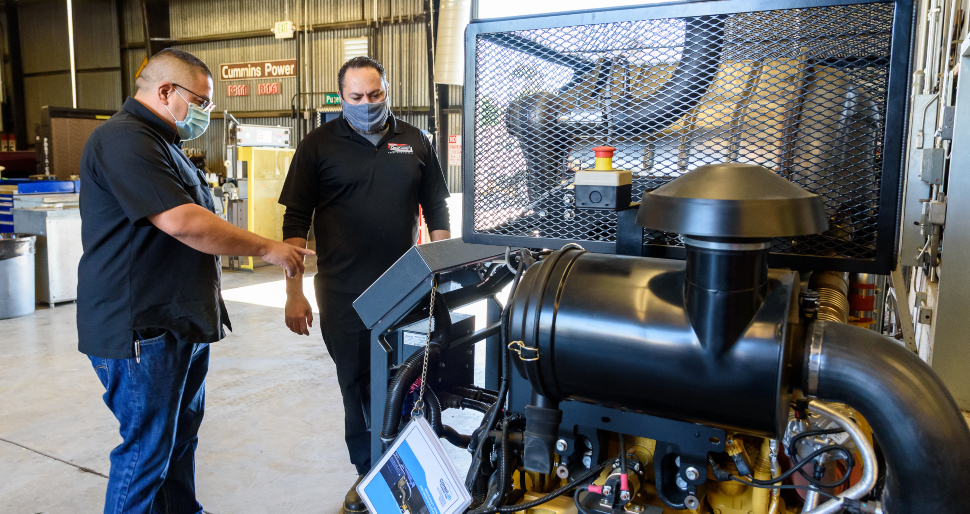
left=636, top=163, right=828, bottom=238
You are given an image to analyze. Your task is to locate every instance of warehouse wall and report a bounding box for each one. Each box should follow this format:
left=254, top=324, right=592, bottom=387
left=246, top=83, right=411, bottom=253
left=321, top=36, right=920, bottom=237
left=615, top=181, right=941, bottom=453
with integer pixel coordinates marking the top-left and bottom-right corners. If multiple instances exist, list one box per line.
left=18, top=0, right=123, bottom=139
left=9, top=0, right=464, bottom=190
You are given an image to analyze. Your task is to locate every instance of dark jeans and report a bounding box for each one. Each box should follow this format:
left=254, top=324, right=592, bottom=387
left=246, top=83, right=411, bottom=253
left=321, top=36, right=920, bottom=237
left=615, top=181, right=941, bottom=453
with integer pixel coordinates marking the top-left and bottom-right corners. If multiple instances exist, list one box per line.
left=316, top=286, right=372, bottom=475
left=89, top=332, right=209, bottom=514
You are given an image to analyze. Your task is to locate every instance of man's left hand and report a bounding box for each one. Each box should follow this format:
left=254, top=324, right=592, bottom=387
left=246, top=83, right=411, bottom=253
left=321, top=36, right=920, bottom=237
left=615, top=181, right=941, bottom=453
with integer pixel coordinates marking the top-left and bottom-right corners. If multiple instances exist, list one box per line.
left=285, top=293, right=314, bottom=336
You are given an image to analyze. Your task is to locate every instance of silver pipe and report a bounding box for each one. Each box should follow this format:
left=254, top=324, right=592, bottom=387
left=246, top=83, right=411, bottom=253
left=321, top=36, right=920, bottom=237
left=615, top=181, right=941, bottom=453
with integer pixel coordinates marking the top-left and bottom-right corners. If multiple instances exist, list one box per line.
left=801, top=490, right=820, bottom=513
left=801, top=400, right=879, bottom=514
left=924, top=0, right=942, bottom=94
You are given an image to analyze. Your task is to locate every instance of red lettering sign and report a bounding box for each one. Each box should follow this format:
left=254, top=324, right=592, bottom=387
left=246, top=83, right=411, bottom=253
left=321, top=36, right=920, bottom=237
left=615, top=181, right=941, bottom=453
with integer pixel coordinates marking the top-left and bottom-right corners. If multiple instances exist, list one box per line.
left=227, top=84, right=249, bottom=97
left=258, top=82, right=281, bottom=95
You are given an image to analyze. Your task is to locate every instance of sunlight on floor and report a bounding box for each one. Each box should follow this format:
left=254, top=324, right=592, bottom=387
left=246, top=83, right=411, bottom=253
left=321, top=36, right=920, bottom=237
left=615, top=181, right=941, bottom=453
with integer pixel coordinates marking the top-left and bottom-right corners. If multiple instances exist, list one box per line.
left=222, top=276, right=498, bottom=330
left=223, top=277, right=319, bottom=312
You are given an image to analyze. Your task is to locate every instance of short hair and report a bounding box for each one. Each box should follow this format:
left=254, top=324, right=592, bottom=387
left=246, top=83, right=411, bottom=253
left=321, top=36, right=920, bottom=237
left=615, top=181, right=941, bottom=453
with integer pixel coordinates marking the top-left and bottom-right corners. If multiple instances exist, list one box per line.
left=136, top=48, right=212, bottom=93
left=337, top=56, right=387, bottom=95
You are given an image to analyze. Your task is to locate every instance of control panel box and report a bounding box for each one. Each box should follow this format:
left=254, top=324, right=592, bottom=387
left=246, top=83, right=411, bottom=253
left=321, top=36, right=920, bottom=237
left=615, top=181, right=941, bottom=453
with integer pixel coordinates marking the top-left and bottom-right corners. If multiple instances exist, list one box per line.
left=235, top=124, right=291, bottom=147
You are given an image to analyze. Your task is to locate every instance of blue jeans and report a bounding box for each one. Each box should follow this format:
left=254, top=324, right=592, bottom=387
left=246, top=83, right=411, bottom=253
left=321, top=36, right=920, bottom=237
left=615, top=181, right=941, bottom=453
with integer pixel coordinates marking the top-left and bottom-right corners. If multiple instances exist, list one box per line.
left=90, top=332, right=209, bottom=514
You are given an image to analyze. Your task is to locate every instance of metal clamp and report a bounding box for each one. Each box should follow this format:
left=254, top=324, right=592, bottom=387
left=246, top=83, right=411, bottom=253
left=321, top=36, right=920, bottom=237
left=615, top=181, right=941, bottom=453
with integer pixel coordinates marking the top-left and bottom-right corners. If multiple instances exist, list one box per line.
left=508, top=340, right=540, bottom=361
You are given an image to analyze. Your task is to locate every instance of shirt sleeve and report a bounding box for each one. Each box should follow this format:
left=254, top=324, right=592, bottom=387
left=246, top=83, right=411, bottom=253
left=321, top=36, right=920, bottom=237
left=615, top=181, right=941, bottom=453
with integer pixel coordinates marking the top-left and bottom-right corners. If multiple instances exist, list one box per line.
left=95, top=125, right=195, bottom=225
left=418, top=134, right=452, bottom=233
left=279, top=134, right=320, bottom=240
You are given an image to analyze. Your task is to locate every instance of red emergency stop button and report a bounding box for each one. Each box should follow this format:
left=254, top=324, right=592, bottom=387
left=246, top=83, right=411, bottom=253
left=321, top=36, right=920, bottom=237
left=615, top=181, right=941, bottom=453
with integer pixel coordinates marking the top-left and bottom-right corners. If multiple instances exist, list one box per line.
left=592, top=146, right=616, bottom=158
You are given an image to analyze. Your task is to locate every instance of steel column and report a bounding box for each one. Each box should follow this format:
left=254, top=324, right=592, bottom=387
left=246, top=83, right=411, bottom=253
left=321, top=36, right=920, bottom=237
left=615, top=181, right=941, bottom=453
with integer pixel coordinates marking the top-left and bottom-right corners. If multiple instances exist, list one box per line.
left=928, top=37, right=970, bottom=409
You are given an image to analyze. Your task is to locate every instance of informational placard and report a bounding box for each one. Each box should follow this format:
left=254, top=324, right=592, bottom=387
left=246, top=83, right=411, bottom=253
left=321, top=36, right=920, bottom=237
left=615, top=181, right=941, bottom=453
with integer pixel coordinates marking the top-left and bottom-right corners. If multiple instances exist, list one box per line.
left=220, top=59, right=297, bottom=81
left=448, top=135, right=461, bottom=166
left=258, top=82, right=281, bottom=95
left=358, top=418, right=471, bottom=514
left=323, top=93, right=342, bottom=105
left=227, top=84, right=249, bottom=97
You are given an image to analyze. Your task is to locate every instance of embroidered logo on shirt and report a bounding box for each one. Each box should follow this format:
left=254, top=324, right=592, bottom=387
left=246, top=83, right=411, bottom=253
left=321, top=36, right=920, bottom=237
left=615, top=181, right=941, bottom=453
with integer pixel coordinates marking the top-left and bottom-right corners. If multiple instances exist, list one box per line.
left=388, top=143, right=414, bottom=154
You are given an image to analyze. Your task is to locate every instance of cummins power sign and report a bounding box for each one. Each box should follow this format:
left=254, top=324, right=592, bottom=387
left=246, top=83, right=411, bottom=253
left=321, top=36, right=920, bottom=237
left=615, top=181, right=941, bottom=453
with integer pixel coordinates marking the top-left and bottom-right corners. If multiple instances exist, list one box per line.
left=220, top=59, right=298, bottom=80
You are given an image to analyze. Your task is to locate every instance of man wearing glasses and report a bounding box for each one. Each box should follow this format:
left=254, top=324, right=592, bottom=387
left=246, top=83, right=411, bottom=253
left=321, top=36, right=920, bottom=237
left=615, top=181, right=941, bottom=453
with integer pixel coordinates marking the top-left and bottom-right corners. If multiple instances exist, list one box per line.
left=78, top=48, right=313, bottom=514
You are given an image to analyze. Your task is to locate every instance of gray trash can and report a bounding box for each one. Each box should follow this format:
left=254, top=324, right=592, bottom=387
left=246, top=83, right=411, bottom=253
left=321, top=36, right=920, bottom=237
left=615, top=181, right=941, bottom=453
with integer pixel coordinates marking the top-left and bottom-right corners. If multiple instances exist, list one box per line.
left=0, top=233, right=36, bottom=319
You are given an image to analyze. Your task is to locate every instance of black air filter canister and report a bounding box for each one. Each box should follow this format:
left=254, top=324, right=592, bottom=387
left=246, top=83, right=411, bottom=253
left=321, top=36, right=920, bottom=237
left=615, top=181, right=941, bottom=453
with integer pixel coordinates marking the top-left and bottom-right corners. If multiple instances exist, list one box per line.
left=507, top=248, right=798, bottom=436
left=508, top=163, right=828, bottom=437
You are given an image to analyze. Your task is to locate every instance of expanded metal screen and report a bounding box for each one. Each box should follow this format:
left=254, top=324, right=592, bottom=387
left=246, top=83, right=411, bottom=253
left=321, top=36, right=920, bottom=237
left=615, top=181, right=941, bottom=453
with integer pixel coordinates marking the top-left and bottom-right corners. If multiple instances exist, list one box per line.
left=461, top=0, right=912, bottom=273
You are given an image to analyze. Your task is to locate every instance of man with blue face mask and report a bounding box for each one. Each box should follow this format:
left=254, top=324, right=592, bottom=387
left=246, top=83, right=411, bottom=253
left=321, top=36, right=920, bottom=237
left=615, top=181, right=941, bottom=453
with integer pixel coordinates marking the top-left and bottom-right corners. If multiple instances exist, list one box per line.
left=78, top=48, right=314, bottom=514
left=278, top=56, right=451, bottom=513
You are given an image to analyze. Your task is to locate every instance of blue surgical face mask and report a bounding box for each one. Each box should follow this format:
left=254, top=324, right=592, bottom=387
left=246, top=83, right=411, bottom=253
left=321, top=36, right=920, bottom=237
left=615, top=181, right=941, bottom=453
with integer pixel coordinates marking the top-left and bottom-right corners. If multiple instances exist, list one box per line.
left=342, top=98, right=389, bottom=134
left=164, top=88, right=210, bottom=140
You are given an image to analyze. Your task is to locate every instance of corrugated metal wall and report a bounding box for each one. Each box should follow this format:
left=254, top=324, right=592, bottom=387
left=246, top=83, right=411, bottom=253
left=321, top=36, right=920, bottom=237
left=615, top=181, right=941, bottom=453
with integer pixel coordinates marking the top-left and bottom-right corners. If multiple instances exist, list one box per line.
left=14, top=0, right=465, bottom=189
left=115, top=0, right=463, bottom=185
left=19, top=0, right=123, bottom=138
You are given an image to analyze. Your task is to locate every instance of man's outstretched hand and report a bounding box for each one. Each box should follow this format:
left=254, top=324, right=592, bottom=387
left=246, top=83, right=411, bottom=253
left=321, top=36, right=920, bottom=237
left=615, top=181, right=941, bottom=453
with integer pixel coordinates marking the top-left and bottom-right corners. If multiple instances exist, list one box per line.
left=262, top=241, right=315, bottom=278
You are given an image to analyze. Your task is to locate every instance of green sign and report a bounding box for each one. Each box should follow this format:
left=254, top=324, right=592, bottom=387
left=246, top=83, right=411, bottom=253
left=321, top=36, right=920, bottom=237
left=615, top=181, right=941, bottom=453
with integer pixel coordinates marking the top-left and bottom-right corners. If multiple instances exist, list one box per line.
left=323, top=93, right=341, bottom=106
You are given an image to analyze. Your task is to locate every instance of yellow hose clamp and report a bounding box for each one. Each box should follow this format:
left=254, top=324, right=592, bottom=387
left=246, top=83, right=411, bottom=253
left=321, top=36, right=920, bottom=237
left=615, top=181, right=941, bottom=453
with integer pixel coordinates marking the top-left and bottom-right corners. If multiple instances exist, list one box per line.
left=508, top=341, right=540, bottom=362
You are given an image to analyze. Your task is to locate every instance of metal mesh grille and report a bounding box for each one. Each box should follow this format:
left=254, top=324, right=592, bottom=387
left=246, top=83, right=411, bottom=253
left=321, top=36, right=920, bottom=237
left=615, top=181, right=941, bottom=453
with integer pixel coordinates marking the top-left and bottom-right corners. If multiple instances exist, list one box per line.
left=468, top=2, right=898, bottom=264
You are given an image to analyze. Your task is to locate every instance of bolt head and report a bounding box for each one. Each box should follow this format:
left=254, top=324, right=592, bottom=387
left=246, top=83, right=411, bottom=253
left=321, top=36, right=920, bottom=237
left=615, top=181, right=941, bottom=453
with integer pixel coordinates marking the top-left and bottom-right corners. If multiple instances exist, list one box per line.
left=556, top=439, right=568, bottom=452
left=603, top=486, right=612, bottom=496
left=676, top=476, right=688, bottom=490
left=619, top=491, right=631, bottom=501
left=685, top=467, right=699, bottom=481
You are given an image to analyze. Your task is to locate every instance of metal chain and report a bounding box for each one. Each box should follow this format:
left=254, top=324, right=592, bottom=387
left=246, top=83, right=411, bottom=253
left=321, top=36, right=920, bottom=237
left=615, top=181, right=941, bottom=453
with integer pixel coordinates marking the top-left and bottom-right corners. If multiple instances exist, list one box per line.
left=412, top=274, right=439, bottom=418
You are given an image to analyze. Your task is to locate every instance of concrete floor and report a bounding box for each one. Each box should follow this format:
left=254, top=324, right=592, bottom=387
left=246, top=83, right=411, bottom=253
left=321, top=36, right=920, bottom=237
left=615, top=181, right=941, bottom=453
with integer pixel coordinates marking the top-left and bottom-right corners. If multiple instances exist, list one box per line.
left=0, top=262, right=486, bottom=514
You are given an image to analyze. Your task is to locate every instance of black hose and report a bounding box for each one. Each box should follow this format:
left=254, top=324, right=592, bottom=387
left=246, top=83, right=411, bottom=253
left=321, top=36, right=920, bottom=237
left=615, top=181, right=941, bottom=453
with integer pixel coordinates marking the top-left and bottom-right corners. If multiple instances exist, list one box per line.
left=619, top=433, right=627, bottom=475
left=470, top=438, right=494, bottom=507
left=473, top=461, right=610, bottom=514
left=611, top=16, right=726, bottom=135
left=425, top=389, right=472, bottom=449
left=380, top=291, right=453, bottom=448
left=426, top=388, right=443, bottom=435
left=573, top=489, right=598, bottom=514
left=745, top=445, right=853, bottom=486
left=467, top=253, right=527, bottom=485
left=462, top=398, right=492, bottom=413
left=381, top=349, right=429, bottom=449
left=805, top=321, right=970, bottom=513
left=788, top=428, right=848, bottom=486
left=442, top=426, right=472, bottom=449
left=499, top=419, right=511, bottom=503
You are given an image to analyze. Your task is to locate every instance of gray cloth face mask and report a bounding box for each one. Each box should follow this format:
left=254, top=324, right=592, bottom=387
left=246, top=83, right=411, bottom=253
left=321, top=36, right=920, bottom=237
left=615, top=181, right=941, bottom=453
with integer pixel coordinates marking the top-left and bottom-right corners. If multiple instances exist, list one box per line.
left=342, top=99, right=390, bottom=134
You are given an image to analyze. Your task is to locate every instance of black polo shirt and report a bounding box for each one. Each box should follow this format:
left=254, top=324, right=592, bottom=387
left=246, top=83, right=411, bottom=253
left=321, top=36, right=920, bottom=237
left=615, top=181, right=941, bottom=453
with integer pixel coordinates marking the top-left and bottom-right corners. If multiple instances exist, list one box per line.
left=77, top=97, right=230, bottom=359
left=279, top=115, right=450, bottom=295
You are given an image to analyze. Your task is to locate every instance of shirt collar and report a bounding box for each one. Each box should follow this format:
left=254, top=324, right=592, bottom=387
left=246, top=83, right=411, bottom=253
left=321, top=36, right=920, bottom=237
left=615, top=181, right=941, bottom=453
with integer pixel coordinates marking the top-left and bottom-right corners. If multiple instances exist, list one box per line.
left=335, top=112, right=404, bottom=138
left=123, top=97, right=181, bottom=145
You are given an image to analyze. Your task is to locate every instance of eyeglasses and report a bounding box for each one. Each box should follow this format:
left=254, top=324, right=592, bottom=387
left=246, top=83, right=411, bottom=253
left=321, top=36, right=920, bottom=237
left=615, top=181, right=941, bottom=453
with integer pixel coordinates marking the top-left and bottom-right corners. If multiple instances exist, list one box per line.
left=172, top=83, right=215, bottom=112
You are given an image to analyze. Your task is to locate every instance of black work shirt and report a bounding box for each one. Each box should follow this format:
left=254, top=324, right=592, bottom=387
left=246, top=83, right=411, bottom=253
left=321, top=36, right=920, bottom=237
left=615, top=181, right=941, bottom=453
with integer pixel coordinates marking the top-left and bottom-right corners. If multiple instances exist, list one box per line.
left=279, top=115, right=450, bottom=295
left=77, top=97, right=230, bottom=359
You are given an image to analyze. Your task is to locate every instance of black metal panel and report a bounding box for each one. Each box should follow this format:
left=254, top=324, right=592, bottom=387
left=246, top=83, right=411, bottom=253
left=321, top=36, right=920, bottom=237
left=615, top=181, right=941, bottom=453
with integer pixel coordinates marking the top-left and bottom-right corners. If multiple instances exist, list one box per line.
left=353, top=238, right=507, bottom=329
left=462, top=0, right=913, bottom=274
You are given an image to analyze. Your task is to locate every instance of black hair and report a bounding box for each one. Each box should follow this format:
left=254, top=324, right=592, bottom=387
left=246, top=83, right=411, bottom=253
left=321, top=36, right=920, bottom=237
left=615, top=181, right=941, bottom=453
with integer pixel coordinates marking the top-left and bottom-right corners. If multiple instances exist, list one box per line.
left=337, top=56, right=387, bottom=94
left=153, top=48, right=212, bottom=78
